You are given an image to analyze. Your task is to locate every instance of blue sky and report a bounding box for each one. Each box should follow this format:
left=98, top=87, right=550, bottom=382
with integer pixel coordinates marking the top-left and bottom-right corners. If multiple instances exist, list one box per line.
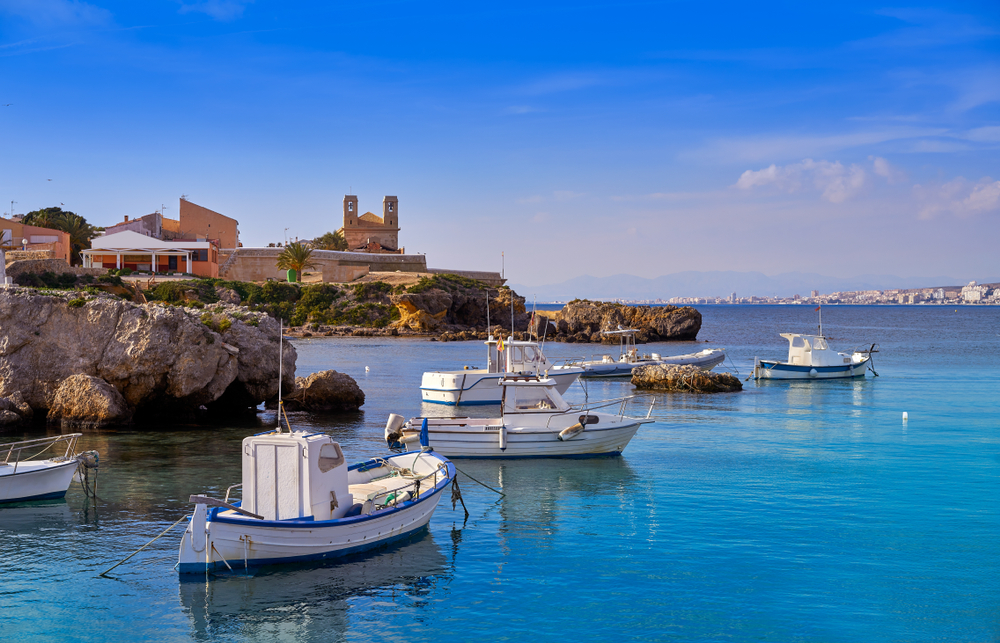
left=1, top=0, right=998, bottom=286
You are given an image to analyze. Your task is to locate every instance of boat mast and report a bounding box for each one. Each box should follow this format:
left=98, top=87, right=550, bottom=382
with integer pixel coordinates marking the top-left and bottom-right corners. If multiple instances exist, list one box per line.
left=278, top=319, right=284, bottom=432
left=818, top=305, right=823, bottom=337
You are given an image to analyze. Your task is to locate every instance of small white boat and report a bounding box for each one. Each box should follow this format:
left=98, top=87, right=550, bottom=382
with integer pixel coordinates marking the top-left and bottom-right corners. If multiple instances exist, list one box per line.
left=392, top=376, right=652, bottom=458
left=0, top=434, right=97, bottom=504
left=753, top=334, right=874, bottom=380
left=551, top=328, right=726, bottom=378
left=421, top=336, right=583, bottom=405
left=178, top=428, right=454, bottom=574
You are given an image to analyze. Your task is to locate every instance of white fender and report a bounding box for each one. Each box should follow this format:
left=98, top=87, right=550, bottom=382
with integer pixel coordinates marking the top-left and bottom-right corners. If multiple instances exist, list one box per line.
left=558, top=422, right=585, bottom=441
left=385, top=413, right=405, bottom=444
left=809, top=368, right=818, bottom=377
left=498, top=426, right=507, bottom=451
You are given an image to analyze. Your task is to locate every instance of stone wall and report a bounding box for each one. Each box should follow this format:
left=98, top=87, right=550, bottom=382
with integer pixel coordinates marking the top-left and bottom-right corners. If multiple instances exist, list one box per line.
left=427, top=268, right=506, bottom=286
left=219, top=248, right=428, bottom=282
left=5, top=258, right=107, bottom=278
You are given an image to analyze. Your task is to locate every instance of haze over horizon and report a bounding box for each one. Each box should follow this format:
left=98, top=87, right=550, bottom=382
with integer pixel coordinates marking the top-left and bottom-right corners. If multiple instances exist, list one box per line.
left=1, top=0, right=997, bottom=286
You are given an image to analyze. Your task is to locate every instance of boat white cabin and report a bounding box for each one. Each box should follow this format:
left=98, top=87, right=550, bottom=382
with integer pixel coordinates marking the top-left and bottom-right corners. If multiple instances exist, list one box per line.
left=551, top=328, right=726, bottom=378
left=420, top=336, right=583, bottom=405
left=396, top=376, right=652, bottom=458
left=178, top=429, right=454, bottom=574
left=753, top=333, right=872, bottom=380
left=1, top=434, right=96, bottom=504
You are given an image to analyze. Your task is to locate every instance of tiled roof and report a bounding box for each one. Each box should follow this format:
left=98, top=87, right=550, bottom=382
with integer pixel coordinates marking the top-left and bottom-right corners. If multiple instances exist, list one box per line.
left=358, top=212, right=384, bottom=224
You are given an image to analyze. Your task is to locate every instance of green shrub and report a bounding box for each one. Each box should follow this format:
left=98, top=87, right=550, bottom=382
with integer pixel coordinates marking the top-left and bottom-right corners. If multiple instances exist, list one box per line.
left=352, top=281, right=392, bottom=300
left=67, top=298, right=86, bottom=308
left=96, top=274, right=125, bottom=287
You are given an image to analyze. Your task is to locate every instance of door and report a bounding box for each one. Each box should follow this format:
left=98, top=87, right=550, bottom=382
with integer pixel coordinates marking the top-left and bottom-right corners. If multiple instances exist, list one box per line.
left=168, top=256, right=177, bottom=271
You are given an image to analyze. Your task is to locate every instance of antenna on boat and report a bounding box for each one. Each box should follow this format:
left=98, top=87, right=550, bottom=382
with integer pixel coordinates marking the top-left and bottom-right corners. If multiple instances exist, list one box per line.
left=817, top=305, right=823, bottom=337
left=278, top=319, right=285, bottom=433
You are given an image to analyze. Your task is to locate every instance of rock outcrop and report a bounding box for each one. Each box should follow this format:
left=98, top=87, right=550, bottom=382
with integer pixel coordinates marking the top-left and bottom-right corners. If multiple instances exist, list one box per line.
left=391, top=282, right=528, bottom=333
left=47, top=374, right=132, bottom=428
left=632, top=364, right=742, bottom=393
left=548, top=301, right=701, bottom=343
left=0, top=289, right=296, bottom=423
left=0, top=391, right=33, bottom=426
left=281, top=370, right=365, bottom=412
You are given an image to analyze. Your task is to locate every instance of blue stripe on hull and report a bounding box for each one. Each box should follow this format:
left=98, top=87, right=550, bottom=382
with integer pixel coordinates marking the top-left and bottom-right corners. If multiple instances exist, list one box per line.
left=420, top=398, right=497, bottom=406
left=177, top=523, right=432, bottom=575
left=0, top=490, right=69, bottom=504
left=445, top=451, right=623, bottom=460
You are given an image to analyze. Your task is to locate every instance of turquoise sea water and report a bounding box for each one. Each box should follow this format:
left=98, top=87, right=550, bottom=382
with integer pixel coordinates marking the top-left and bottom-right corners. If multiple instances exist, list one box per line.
left=2, top=305, right=998, bottom=642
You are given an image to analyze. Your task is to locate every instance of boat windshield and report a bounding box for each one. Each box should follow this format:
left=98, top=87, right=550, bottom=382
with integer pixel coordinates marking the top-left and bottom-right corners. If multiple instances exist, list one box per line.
left=812, top=338, right=828, bottom=350
left=510, top=388, right=558, bottom=410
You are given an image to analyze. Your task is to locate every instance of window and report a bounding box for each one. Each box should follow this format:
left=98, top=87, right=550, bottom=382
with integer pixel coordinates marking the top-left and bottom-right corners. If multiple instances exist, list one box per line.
left=348, top=202, right=353, bottom=212
left=193, top=249, right=208, bottom=262
left=813, top=338, right=828, bottom=350
left=388, top=202, right=393, bottom=212
left=511, top=388, right=557, bottom=410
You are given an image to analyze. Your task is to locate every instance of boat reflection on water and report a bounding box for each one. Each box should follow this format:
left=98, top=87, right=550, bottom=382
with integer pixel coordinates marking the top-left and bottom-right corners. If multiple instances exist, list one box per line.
left=0, top=499, right=73, bottom=532
left=179, top=532, right=448, bottom=640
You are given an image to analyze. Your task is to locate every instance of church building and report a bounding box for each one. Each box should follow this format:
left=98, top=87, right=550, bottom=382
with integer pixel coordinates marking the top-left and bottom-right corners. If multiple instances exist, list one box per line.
left=338, top=195, right=403, bottom=253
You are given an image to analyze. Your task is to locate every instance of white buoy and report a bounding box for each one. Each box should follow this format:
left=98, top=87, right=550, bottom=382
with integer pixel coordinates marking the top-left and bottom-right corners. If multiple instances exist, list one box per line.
left=365, top=366, right=370, bottom=373
left=902, top=412, right=909, bottom=422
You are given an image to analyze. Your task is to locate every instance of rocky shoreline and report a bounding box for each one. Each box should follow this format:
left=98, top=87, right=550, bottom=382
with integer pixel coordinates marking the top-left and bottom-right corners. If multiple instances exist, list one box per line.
left=0, top=288, right=364, bottom=429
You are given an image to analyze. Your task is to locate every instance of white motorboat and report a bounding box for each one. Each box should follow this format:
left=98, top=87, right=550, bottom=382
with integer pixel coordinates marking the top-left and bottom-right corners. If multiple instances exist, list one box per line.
left=420, top=336, right=583, bottom=405
left=551, top=328, right=726, bottom=378
left=392, top=376, right=653, bottom=458
left=753, top=334, right=874, bottom=380
left=0, top=434, right=97, bottom=504
left=178, top=427, right=454, bottom=574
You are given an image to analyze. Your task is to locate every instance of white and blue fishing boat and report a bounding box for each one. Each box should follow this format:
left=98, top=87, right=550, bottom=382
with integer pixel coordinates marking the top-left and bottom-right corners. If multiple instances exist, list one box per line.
left=0, top=433, right=98, bottom=504
left=393, top=376, right=652, bottom=458
left=752, top=334, right=874, bottom=380
left=177, top=427, right=455, bottom=574
left=752, top=307, right=876, bottom=380
left=420, top=336, right=583, bottom=405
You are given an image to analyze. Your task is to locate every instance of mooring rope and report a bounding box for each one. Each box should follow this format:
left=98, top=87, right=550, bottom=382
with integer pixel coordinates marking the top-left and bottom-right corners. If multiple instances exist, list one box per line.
left=99, top=514, right=189, bottom=577
left=451, top=464, right=505, bottom=496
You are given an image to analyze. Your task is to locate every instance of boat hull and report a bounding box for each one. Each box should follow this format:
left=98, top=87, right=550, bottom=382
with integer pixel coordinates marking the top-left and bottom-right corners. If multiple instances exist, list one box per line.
left=179, top=454, right=454, bottom=574
left=421, top=370, right=581, bottom=405
left=401, top=421, right=643, bottom=458
left=0, top=460, right=79, bottom=504
left=561, top=349, right=727, bottom=378
left=754, top=358, right=869, bottom=380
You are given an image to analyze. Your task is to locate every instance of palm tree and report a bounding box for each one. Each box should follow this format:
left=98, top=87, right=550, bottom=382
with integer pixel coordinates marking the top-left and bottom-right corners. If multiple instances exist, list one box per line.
left=21, top=207, right=98, bottom=265
left=313, top=231, right=348, bottom=251
left=276, top=242, right=316, bottom=282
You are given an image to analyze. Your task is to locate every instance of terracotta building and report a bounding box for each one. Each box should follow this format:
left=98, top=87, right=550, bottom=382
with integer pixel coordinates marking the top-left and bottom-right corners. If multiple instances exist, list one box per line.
left=0, top=217, right=71, bottom=263
left=103, top=198, right=240, bottom=250
left=337, top=195, right=403, bottom=253
left=82, top=230, right=220, bottom=277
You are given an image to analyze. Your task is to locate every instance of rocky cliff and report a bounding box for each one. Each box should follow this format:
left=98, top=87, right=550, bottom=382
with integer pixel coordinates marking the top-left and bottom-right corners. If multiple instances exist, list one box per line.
left=0, top=289, right=295, bottom=426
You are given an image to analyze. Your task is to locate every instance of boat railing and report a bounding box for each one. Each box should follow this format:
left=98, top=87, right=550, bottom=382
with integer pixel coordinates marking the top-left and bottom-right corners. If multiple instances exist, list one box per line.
left=364, top=461, right=449, bottom=509
left=223, top=483, right=242, bottom=504
left=1, top=433, right=81, bottom=475
left=545, top=395, right=639, bottom=426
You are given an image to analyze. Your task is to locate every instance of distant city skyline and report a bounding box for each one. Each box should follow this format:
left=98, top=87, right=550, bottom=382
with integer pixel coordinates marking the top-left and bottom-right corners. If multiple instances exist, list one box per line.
left=0, top=1, right=997, bottom=285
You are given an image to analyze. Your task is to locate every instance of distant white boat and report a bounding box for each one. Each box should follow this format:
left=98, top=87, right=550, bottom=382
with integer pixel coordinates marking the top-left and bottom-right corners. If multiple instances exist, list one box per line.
left=0, top=434, right=96, bottom=504
left=753, top=334, right=874, bottom=380
left=421, top=336, right=583, bottom=405
left=551, top=328, right=726, bottom=378
left=178, top=428, right=454, bottom=574
left=394, top=376, right=652, bottom=458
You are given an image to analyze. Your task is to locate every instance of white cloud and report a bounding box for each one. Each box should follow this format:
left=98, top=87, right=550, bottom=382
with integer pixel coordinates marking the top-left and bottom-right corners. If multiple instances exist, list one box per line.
left=735, top=158, right=868, bottom=203
left=963, top=126, right=1000, bottom=143
left=871, top=156, right=907, bottom=184
left=0, top=0, right=110, bottom=26
left=178, top=0, right=253, bottom=21
left=914, top=177, right=1000, bottom=219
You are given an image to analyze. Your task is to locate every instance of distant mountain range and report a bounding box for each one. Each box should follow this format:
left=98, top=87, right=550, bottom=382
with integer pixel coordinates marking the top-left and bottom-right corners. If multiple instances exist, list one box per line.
left=508, top=271, right=987, bottom=302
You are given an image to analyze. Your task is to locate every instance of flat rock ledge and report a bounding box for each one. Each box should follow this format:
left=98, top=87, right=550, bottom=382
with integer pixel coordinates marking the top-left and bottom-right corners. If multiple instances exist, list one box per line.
left=279, top=370, right=365, bottom=413
left=632, top=364, right=743, bottom=394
